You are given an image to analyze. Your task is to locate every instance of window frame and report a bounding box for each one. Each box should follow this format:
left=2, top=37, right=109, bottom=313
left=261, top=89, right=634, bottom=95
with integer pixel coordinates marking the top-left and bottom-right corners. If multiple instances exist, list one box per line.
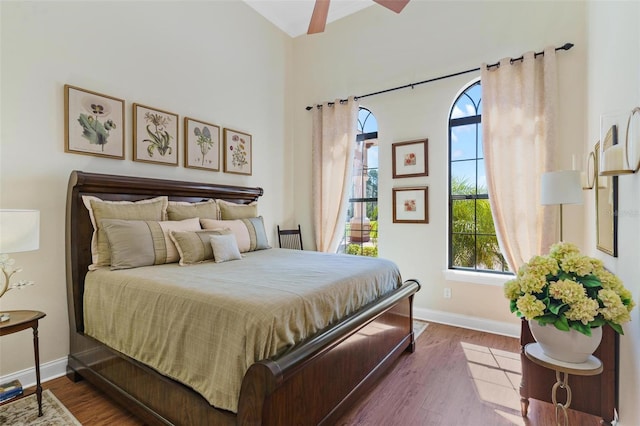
left=340, top=107, right=379, bottom=256
left=448, top=81, right=509, bottom=274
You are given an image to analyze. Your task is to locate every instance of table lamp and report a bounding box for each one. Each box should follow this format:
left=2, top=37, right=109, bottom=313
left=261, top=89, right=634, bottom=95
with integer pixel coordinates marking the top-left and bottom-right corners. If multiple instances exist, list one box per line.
left=540, top=171, right=582, bottom=241
left=0, top=209, right=40, bottom=322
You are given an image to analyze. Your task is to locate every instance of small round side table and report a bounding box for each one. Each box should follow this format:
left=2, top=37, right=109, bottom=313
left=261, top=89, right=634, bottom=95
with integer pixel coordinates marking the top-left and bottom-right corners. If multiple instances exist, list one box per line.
left=524, top=342, right=603, bottom=426
left=0, top=310, right=46, bottom=417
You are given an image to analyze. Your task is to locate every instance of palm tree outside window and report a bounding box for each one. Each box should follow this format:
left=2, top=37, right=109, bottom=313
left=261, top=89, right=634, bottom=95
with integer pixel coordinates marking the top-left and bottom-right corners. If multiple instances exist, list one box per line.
left=449, top=81, right=508, bottom=272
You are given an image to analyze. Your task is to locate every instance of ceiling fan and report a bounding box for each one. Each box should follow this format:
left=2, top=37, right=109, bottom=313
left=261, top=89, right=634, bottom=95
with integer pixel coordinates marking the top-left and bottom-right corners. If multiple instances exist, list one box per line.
left=308, top=0, right=410, bottom=34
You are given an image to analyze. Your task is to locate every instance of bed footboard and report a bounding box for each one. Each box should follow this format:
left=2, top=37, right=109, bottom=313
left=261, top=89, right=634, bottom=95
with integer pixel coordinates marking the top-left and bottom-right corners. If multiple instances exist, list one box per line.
left=238, top=279, right=420, bottom=425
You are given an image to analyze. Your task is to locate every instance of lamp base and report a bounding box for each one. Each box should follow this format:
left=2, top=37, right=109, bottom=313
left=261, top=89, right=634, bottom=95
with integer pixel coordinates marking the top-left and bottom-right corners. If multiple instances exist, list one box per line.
left=0, top=313, right=10, bottom=322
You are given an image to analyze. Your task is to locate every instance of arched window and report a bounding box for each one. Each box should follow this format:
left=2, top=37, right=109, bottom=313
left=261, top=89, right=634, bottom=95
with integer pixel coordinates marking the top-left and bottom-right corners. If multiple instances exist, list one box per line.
left=449, top=81, right=508, bottom=272
left=339, top=107, right=378, bottom=257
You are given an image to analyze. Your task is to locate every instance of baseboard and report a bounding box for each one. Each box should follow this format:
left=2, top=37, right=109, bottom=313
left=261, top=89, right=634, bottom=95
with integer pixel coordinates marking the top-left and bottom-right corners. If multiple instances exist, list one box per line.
left=0, top=356, right=67, bottom=388
left=414, top=307, right=520, bottom=338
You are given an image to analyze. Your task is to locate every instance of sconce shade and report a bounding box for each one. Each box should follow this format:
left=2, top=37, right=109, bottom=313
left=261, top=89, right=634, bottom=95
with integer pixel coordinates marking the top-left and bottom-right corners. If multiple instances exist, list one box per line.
left=599, top=108, right=640, bottom=176
left=0, top=209, right=40, bottom=253
left=541, top=171, right=583, bottom=206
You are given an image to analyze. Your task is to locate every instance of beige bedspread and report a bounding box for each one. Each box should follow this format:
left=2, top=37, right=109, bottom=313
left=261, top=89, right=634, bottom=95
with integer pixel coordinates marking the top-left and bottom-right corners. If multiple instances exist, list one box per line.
left=84, top=248, right=402, bottom=413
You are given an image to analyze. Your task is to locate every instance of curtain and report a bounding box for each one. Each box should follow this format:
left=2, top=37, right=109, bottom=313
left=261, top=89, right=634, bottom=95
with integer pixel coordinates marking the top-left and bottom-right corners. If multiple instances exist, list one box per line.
left=481, top=46, right=558, bottom=271
left=312, top=97, right=358, bottom=252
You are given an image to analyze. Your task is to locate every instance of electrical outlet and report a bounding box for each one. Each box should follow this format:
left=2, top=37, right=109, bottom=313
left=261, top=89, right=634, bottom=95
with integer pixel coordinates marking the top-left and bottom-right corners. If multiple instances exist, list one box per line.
left=444, top=288, right=452, bottom=299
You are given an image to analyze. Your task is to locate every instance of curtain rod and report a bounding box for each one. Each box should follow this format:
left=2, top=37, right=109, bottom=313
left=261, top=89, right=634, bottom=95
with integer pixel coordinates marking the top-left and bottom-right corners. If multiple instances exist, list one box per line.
left=305, top=42, right=574, bottom=111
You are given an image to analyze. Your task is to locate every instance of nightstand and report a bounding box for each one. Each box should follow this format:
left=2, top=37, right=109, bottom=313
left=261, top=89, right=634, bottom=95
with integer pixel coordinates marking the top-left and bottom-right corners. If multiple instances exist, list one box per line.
left=524, top=342, right=603, bottom=426
left=0, top=310, right=46, bottom=416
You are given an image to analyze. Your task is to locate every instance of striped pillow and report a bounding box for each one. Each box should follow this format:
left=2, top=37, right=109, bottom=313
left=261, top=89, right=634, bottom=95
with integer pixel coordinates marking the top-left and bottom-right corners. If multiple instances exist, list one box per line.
left=101, top=218, right=200, bottom=270
left=200, top=216, right=270, bottom=253
left=169, top=229, right=231, bottom=265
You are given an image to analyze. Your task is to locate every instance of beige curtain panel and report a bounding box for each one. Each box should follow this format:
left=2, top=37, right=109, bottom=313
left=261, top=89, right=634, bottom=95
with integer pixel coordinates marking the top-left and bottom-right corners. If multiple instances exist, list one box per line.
left=312, top=97, right=358, bottom=253
left=481, top=46, right=558, bottom=271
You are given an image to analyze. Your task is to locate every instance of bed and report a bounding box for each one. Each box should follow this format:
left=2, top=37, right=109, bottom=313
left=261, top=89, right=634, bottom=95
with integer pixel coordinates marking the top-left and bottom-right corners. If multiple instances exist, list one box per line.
left=65, top=170, right=421, bottom=425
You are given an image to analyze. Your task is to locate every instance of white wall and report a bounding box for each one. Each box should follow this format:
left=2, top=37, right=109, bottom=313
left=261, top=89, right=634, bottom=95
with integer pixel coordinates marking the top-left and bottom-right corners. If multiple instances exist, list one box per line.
left=292, top=1, right=587, bottom=331
left=586, top=2, right=640, bottom=424
left=0, top=1, right=292, bottom=376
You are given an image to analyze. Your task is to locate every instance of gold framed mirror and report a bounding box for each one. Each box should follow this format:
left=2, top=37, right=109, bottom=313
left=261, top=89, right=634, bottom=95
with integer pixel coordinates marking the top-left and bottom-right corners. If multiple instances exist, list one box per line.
left=595, top=141, right=618, bottom=256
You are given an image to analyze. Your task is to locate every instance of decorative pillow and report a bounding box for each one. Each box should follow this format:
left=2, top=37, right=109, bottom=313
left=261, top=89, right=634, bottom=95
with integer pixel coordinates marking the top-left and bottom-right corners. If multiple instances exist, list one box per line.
left=101, top=218, right=201, bottom=270
left=169, top=229, right=231, bottom=265
left=82, top=195, right=168, bottom=270
left=217, top=199, right=258, bottom=220
left=200, top=217, right=270, bottom=253
left=210, top=233, right=242, bottom=263
left=167, top=199, right=219, bottom=221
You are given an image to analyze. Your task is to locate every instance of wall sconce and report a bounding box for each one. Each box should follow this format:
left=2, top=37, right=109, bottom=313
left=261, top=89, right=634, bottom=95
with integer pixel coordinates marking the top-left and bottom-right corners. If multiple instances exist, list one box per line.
left=599, top=107, right=640, bottom=176
left=582, top=151, right=596, bottom=190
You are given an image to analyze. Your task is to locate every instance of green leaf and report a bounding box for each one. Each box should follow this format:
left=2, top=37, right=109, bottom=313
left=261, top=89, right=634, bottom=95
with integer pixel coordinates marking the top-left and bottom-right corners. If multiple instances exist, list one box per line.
left=572, top=322, right=592, bottom=336
left=548, top=301, right=566, bottom=315
left=580, top=276, right=602, bottom=288
left=509, top=300, right=518, bottom=313
left=536, top=314, right=557, bottom=325
left=590, top=317, right=606, bottom=327
left=608, top=322, right=624, bottom=335
left=554, top=316, right=570, bottom=331
left=557, top=271, right=572, bottom=281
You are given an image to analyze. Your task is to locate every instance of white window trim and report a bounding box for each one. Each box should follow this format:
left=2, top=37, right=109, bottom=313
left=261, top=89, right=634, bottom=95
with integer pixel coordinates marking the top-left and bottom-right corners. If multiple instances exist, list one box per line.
left=443, top=269, right=513, bottom=287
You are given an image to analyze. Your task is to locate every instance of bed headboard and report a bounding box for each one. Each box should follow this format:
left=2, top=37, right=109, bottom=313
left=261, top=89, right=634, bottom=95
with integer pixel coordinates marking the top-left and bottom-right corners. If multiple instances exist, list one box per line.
left=65, top=170, right=263, bottom=333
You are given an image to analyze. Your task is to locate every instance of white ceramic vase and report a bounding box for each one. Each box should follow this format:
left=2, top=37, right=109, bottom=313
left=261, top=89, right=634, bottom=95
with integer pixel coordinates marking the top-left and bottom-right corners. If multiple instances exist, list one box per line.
left=528, top=320, right=602, bottom=363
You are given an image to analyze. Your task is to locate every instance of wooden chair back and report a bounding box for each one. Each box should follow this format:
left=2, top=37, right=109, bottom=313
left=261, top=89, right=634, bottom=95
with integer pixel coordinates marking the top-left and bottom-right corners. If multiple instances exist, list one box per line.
left=277, top=225, right=303, bottom=250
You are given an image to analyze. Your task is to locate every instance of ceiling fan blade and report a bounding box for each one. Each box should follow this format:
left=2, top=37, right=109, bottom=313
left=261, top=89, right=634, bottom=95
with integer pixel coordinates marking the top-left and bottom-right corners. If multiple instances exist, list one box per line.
left=373, top=0, right=410, bottom=14
left=308, top=0, right=330, bottom=34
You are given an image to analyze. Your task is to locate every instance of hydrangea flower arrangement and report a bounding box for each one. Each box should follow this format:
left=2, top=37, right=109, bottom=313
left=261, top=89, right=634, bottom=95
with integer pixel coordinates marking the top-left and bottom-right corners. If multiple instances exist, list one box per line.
left=504, top=242, right=635, bottom=336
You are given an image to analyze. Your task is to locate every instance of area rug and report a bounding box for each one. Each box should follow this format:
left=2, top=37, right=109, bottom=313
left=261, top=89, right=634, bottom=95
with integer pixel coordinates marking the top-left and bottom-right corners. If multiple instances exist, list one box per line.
left=413, top=319, right=429, bottom=340
left=0, top=389, right=81, bottom=425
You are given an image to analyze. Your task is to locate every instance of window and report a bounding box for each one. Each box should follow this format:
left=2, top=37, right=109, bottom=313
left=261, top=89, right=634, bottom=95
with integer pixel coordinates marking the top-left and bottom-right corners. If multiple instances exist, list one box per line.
left=339, top=107, right=378, bottom=257
left=449, top=81, right=508, bottom=273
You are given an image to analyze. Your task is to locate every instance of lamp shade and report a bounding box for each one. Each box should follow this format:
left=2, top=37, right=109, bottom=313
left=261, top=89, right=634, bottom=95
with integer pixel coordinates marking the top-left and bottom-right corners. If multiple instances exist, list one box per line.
left=540, top=171, right=583, bottom=206
left=0, top=209, right=40, bottom=253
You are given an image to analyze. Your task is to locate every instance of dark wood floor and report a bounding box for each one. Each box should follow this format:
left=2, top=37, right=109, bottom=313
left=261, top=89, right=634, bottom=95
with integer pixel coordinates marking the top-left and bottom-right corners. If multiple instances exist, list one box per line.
left=39, top=323, right=601, bottom=425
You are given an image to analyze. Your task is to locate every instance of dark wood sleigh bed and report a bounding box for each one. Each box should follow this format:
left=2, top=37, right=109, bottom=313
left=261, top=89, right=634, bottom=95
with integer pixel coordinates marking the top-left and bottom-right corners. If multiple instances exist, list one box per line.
left=65, top=170, right=421, bottom=425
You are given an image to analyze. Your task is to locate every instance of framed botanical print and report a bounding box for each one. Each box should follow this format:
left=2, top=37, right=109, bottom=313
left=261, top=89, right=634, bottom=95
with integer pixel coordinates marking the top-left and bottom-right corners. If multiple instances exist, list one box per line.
left=392, top=139, right=428, bottom=178
left=223, top=128, right=252, bottom=175
left=64, top=84, right=125, bottom=159
left=133, top=103, right=179, bottom=166
left=184, top=117, right=220, bottom=171
left=393, top=186, right=429, bottom=223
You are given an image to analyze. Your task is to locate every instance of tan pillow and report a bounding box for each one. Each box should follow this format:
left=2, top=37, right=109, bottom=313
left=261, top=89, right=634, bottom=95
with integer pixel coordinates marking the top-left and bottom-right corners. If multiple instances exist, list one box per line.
left=200, top=217, right=270, bottom=253
left=167, top=199, right=219, bottom=221
left=210, top=233, right=242, bottom=263
left=217, top=199, right=258, bottom=220
left=101, top=218, right=200, bottom=270
left=169, top=229, right=231, bottom=265
left=82, top=195, right=168, bottom=269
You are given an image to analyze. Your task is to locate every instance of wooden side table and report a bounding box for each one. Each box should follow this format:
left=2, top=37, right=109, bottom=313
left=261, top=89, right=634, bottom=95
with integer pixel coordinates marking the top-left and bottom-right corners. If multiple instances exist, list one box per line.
left=0, top=310, right=46, bottom=416
left=524, top=342, right=603, bottom=426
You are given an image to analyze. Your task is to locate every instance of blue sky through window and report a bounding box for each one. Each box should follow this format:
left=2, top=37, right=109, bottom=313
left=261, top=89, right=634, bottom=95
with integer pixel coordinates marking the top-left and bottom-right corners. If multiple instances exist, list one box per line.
left=358, top=107, right=378, bottom=168
left=450, top=82, right=485, bottom=191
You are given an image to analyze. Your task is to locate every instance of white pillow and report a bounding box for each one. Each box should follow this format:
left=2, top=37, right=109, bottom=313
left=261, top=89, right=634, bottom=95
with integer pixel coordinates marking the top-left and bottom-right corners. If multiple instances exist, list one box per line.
left=210, top=234, right=242, bottom=263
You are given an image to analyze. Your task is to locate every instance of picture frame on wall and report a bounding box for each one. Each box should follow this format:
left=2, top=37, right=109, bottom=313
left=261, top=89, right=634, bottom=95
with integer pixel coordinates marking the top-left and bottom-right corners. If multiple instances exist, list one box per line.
left=223, top=128, right=252, bottom=175
left=64, top=84, right=125, bottom=159
left=393, top=186, right=429, bottom=224
left=184, top=117, right=220, bottom=171
left=133, top=103, right=179, bottom=166
left=392, top=139, right=428, bottom=178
